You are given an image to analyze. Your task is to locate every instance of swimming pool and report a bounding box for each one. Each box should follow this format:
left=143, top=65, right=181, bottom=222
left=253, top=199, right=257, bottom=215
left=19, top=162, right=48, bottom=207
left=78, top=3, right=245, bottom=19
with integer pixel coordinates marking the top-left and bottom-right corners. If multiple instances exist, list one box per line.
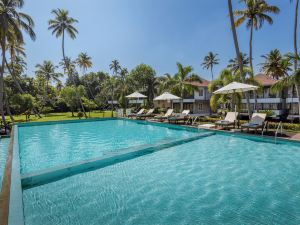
left=18, top=119, right=199, bottom=174
left=0, top=137, right=9, bottom=190
left=22, top=133, right=300, bottom=225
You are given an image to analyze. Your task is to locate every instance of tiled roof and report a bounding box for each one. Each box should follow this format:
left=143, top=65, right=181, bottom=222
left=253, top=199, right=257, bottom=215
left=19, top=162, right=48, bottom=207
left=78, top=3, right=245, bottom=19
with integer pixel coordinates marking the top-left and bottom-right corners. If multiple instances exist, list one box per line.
left=185, top=79, right=210, bottom=87
left=254, top=74, right=278, bottom=86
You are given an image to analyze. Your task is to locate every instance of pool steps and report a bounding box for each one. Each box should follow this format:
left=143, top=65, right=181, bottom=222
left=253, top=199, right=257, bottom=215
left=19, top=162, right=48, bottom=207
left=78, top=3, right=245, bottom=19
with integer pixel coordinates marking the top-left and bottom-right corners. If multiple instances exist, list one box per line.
left=21, top=132, right=215, bottom=189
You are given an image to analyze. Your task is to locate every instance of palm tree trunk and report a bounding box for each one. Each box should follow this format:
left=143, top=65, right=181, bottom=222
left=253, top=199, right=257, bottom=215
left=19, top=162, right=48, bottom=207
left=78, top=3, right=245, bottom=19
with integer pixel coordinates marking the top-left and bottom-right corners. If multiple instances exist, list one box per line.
left=228, top=0, right=251, bottom=118
left=0, top=36, right=7, bottom=126
left=4, top=93, right=14, bottom=123
left=249, top=23, right=254, bottom=73
left=5, top=59, right=42, bottom=118
left=111, top=86, right=114, bottom=117
left=210, top=67, right=214, bottom=81
left=62, top=31, right=87, bottom=118
left=294, top=0, right=300, bottom=120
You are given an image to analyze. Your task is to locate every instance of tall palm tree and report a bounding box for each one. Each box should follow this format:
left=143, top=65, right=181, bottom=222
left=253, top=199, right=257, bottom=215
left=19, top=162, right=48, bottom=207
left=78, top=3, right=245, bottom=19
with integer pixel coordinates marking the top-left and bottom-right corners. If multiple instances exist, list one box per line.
left=102, top=76, right=117, bottom=117
left=227, top=53, right=250, bottom=74
left=35, top=61, right=62, bottom=90
left=291, top=0, right=299, bottom=71
left=228, top=0, right=251, bottom=117
left=157, top=73, right=175, bottom=94
left=109, top=59, right=121, bottom=76
left=201, top=52, right=219, bottom=80
left=172, top=62, right=201, bottom=111
left=260, top=49, right=292, bottom=79
left=290, top=0, right=300, bottom=119
left=48, top=8, right=87, bottom=118
left=109, top=59, right=121, bottom=112
left=234, top=0, right=279, bottom=73
left=0, top=0, right=36, bottom=124
left=76, top=52, right=94, bottom=98
left=76, top=52, right=92, bottom=74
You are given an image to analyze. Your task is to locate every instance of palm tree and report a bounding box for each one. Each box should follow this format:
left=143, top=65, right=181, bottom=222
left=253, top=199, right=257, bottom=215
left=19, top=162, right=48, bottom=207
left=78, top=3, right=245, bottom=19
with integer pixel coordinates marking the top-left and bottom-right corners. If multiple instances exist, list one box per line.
left=35, top=61, right=62, bottom=90
left=228, top=0, right=251, bottom=117
left=201, top=52, right=219, bottom=80
left=0, top=0, right=36, bottom=124
left=227, top=53, right=250, bottom=74
left=76, top=52, right=93, bottom=98
left=76, top=52, right=92, bottom=74
left=172, top=62, right=201, bottom=111
left=260, top=49, right=292, bottom=79
left=109, top=60, right=121, bottom=112
left=209, top=69, right=241, bottom=112
left=290, top=0, right=300, bottom=118
left=109, top=59, right=121, bottom=76
left=102, top=76, right=117, bottom=117
left=48, top=8, right=87, bottom=118
left=157, top=73, right=175, bottom=94
left=234, top=0, right=279, bottom=73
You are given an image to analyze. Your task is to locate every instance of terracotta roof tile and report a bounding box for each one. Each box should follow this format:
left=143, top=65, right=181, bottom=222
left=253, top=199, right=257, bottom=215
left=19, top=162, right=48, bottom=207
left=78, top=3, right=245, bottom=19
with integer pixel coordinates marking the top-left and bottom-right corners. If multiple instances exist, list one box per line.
left=185, top=79, right=210, bottom=87
left=254, top=74, right=277, bottom=86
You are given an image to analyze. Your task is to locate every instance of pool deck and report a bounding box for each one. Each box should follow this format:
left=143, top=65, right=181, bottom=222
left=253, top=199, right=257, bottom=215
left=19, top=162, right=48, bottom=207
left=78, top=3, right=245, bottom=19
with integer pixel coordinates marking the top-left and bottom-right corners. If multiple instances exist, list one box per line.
left=0, top=118, right=299, bottom=225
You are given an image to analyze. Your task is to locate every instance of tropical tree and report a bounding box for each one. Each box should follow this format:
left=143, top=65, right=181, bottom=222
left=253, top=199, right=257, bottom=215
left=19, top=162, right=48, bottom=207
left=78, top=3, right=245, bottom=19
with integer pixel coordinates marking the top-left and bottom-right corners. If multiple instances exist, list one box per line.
left=260, top=49, right=292, bottom=79
left=35, top=61, right=62, bottom=90
left=201, top=52, right=219, bottom=80
left=0, top=0, right=36, bottom=124
left=109, top=59, right=121, bottom=76
left=172, top=62, right=201, bottom=111
left=209, top=69, right=241, bottom=112
left=157, top=73, right=175, bottom=94
left=116, top=68, right=132, bottom=110
left=77, top=52, right=92, bottom=74
left=76, top=52, right=93, bottom=98
left=48, top=8, right=87, bottom=118
left=60, top=85, right=85, bottom=117
left=129, top=64, right=156, bottom=107
left=228, top=0, right=251, bottom=117
left=101, top=76, right=117, bottom=117
left=234, top=0, right=279, bottom=73
left=227, top=53, right=250, bottom=74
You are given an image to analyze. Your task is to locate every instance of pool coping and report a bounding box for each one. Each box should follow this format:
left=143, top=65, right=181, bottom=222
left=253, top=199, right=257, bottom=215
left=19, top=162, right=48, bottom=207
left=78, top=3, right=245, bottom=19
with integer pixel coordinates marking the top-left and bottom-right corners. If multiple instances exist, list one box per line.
left=3, top=117, right=300, bottom=225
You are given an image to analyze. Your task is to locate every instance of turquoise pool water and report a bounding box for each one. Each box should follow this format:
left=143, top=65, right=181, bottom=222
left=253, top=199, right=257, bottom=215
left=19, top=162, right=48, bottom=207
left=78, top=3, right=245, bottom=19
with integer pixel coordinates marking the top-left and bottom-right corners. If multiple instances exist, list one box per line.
left=0, top=137, right=9, bottom=190
left=18, top=119, right=198, bottom=174
left=23, top=134, right=300, bottom=225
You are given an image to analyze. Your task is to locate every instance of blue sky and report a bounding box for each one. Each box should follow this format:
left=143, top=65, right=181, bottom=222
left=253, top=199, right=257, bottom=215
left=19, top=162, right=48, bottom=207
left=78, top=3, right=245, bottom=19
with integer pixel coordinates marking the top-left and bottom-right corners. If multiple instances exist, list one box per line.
left=23, top=0, right=296, bottom=81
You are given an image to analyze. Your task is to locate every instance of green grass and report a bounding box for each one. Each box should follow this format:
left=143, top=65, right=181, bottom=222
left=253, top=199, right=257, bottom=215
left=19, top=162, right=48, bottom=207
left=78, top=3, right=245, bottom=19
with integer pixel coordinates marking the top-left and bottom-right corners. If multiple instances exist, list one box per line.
left=7, top=111, right=115, bottom=123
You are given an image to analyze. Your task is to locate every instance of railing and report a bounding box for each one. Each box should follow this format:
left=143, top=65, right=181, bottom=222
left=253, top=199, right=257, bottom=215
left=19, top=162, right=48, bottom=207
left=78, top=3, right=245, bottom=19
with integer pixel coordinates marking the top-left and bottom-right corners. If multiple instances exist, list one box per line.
left=275, top=121, right=283, bottom=144
left=261, top=121, right=269, bottom=136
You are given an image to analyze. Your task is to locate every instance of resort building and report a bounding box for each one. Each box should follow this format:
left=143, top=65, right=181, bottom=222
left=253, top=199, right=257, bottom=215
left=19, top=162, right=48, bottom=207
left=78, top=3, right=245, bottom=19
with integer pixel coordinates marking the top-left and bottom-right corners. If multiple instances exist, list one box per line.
left=172, top=79, right=211, bottom=115
left=286, top=85, right=299, bottom=116
left=241, top=74, right=285, bottom=117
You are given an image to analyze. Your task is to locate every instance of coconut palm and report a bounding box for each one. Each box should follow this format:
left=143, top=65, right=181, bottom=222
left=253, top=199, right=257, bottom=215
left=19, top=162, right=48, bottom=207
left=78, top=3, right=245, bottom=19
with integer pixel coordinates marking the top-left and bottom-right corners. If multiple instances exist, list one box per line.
left=228, top=0, right=251, bottom=117
left=48, top=8, right=87, bottom=118
left=102, top=76, right=117, bottom=117
left=76, top=52, right=92, bottom=74
left=157, top=73, right=175, bottom=94
left=109, top=59, right=121, bottom=76
left=0, top=0, right=36, bottom=124
left=260, top=49, right=292, bottom=80
left=201, top=52, right=219, bottom=80
left=35, top=61, right=62, bottom=90
left=227, top=53, right=250, bottom=74
left=172, top=62, right=201, bottom=111
left=234, top=0, right=279, bottom=73
left=76, top=52, right=94, bottom=98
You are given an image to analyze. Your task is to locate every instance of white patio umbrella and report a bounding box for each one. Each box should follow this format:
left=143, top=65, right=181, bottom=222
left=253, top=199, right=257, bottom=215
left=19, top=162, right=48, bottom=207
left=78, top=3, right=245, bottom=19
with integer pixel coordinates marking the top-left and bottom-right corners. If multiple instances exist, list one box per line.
left=154, top=92, right=181, bottom=109
left=126, top=91, right=147, bottom=107
left=213, top=82, right=258, bottom=115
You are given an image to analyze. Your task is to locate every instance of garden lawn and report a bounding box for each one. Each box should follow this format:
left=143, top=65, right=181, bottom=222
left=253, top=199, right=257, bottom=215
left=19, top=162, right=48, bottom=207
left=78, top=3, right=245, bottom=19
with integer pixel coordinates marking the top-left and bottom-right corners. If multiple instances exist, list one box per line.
left=7, top=111, right=115, bottom=123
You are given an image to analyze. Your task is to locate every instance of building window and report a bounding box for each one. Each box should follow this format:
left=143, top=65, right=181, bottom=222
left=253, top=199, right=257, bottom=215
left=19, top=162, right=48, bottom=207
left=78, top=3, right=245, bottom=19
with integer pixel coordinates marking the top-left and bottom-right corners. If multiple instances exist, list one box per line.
left=199, top=88, right=204, bottom=97
left=198, top=103, right=203, bottom=111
